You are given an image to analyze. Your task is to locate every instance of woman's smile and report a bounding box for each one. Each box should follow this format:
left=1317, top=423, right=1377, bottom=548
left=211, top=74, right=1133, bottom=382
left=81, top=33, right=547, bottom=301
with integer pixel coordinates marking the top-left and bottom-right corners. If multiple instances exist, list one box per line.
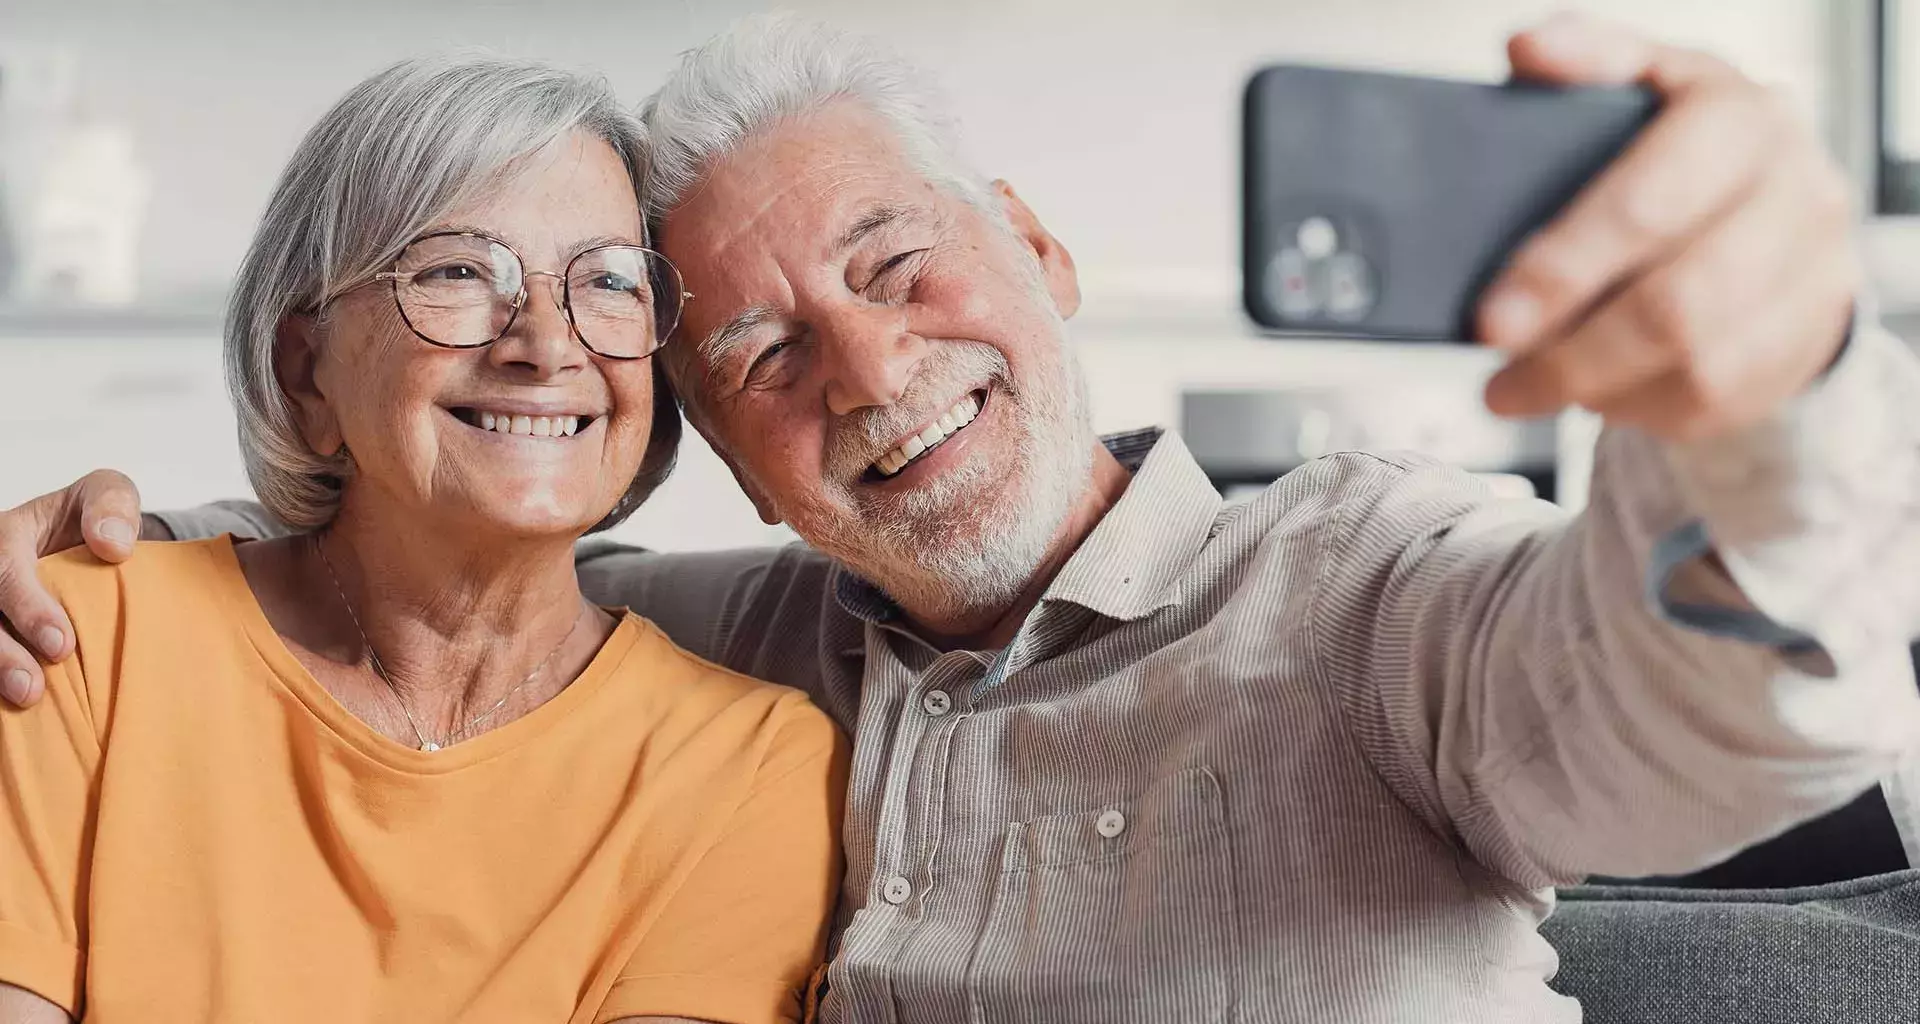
left=444, top=404, right=603, bottom=441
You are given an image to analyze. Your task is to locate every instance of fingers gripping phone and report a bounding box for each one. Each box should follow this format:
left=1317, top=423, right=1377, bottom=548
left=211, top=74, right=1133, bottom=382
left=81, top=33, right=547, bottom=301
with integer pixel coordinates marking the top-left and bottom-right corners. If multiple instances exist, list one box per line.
left=1242, top=64, right=1657, bottom=341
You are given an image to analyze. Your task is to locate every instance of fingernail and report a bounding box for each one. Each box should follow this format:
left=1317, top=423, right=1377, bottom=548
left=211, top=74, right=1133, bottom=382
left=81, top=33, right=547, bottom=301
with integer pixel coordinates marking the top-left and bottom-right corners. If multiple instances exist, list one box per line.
left=97, top=518, right=136, bottom=546
left=35, top=626, right=64, bottom=658
left=1483, top=290, right=1542, bottom=349
left=1, top=669, right=30, bottom=704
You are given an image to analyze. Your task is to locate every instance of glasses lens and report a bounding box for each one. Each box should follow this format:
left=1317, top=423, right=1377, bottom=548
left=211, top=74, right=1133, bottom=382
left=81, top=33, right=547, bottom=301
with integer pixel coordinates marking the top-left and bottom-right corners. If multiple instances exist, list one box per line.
left=393, top=235, right=522, bottom=347
left=566, top=247, right=684, bottom=358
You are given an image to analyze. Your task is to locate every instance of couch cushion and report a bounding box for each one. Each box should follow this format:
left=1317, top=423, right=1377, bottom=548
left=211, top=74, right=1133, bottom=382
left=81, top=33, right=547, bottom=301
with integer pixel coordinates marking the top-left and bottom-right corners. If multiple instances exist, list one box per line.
left=1544, top=871, right=1920, bottom=1023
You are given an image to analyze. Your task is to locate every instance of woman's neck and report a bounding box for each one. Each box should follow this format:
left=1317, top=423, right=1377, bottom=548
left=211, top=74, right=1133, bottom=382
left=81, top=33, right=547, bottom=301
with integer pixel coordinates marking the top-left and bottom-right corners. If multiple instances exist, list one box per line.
left=320, top=502, right=589, bottom=669
left=238, top=495, right=608, bottom=747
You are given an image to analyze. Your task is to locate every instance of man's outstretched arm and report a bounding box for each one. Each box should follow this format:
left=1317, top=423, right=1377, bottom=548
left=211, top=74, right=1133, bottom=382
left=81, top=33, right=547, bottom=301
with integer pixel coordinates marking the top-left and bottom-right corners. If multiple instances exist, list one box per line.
left=1313, top=326, right=1920, bottom=888
left=1313, top=15, right=1920, bottom=887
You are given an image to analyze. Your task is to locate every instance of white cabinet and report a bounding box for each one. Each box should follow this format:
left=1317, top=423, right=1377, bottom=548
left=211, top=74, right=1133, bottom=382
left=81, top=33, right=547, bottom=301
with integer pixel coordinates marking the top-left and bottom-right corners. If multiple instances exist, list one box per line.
left=0, top=334, right=251, bottom=513
left=0, top=332, right=791, bottom=551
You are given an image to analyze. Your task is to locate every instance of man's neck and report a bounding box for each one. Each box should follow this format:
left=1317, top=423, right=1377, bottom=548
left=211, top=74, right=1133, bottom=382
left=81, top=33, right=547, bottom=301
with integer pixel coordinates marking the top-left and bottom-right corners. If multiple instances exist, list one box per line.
left=906, top=441, right=1133, bottom=651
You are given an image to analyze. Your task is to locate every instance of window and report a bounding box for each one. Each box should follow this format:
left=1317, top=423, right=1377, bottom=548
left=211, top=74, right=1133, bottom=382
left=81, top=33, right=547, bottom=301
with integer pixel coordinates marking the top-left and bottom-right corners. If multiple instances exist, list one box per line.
left=1878, top=0, right=1920, bottom=214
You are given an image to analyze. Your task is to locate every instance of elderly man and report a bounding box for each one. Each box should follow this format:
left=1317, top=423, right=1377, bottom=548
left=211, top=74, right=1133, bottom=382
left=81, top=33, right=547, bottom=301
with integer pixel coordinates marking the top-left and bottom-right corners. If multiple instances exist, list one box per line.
left=4, top=12, right=1920, bottom=1022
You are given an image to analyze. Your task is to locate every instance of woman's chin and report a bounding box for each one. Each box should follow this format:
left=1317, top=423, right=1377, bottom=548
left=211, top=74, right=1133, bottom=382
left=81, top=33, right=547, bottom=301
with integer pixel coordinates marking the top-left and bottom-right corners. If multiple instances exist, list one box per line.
left=427, top=487, right=615, bottom=541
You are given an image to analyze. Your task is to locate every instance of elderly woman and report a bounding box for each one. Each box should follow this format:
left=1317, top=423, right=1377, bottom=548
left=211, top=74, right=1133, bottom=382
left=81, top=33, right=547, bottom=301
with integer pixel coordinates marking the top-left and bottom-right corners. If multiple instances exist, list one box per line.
left=0, top=56, right=843, bottom=1024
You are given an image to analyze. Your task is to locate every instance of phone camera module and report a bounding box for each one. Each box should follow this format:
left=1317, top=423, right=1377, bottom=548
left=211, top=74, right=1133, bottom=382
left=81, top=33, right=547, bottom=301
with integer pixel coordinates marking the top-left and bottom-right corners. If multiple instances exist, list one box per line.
left=1263, top=215, right=1376, bottom=325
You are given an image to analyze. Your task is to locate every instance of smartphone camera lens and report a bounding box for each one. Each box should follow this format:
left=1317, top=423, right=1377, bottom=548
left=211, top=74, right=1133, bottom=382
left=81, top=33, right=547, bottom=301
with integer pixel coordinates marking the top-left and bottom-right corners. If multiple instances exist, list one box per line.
left=1269, top=246, right=1320, bottom=318
left=1263, top=215, right=1376, bottom=325
left=1323, top=251, right=1374, bottom=322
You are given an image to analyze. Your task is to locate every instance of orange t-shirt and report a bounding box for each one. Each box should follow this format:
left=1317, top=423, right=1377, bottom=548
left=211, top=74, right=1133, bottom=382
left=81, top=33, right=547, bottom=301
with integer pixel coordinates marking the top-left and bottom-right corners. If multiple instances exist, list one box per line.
left=0, top=538, right=846, bottom=1024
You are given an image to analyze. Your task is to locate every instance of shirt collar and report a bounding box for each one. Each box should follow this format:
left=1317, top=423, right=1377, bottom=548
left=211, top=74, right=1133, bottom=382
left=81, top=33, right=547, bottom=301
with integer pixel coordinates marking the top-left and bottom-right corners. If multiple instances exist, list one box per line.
left=830, top=428, right=1220, bottom=627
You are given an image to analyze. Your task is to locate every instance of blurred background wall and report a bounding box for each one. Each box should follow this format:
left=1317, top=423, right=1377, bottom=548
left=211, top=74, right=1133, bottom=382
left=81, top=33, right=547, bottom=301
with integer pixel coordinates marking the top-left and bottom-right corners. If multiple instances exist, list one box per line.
left=0, top=0, right=1834, bottom=310
left=0, top=1, right=1901, bottom=550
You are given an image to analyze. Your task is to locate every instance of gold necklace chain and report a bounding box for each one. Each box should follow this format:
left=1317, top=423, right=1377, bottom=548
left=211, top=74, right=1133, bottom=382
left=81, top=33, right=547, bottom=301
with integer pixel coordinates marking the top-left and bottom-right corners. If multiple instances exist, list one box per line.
left=314, top=534, right=582, bottom=752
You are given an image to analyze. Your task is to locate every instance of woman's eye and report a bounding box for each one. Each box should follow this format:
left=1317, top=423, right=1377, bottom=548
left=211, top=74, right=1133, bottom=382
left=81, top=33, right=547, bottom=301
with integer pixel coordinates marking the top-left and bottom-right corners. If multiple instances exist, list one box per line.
left=588, top=272, right=639, bottom=292
left=419, top=262, right=485, bottom=283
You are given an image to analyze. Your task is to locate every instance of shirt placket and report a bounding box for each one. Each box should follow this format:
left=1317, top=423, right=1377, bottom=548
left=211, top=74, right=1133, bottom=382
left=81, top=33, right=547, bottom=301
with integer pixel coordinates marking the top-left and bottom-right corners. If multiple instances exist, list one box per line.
left=846, top=628, right=991, bottom=1024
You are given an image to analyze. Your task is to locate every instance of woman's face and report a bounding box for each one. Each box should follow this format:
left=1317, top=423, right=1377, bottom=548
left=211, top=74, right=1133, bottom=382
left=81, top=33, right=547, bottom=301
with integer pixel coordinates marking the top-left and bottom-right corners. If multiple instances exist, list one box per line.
left=296, top=131, right=656, bottom=539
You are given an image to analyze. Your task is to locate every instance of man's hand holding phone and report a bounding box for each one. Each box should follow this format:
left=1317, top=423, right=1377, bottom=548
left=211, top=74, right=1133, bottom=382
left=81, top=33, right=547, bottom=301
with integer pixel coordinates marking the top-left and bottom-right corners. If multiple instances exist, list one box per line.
left=1479, top=12, right=1858, bottom=442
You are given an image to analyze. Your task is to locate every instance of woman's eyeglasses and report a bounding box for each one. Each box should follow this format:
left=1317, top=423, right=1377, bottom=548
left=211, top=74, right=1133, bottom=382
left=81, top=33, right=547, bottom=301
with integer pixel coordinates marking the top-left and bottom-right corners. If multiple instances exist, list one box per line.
left=354, top=230, right=691, bottom=360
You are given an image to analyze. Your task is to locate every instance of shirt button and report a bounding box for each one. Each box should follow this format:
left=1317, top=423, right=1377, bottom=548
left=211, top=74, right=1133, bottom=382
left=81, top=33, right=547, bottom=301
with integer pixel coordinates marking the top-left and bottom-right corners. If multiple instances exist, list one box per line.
left=921, top=689, right=953, bottom=717
left=882, top=875, right=913, bottom=905
left=1096, top=810, right=1127, bottom=839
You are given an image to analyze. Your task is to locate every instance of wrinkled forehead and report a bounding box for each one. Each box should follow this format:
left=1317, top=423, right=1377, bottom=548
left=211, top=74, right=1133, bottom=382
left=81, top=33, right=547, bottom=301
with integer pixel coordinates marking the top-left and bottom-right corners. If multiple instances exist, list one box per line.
left=655, top=103, right=952, bottom=383
left=656, top=101, right=945, bottom=280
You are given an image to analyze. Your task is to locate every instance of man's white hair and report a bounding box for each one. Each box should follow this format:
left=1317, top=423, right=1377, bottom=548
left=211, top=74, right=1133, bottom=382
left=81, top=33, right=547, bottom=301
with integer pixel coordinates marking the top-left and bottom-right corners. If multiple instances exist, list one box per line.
left=639, top=13, right=998, bottom=231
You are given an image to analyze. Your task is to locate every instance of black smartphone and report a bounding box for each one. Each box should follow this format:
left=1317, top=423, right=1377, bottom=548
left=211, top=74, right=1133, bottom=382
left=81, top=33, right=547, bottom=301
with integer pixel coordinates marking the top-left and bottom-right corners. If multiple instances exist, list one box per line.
left=1242, top=64, right=1657, bottom=341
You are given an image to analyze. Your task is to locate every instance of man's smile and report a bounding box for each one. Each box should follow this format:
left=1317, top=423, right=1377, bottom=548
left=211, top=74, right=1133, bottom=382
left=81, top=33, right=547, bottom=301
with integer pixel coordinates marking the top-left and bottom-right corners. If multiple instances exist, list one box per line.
left=866, top=389, right=989, bottom=482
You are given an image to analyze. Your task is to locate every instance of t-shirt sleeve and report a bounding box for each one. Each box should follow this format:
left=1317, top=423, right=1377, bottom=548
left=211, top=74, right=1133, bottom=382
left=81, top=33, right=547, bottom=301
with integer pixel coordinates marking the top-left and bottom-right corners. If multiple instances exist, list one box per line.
left=0, top=556, right=117, bottom=1014
left=596, top=696, right=848, bottom=1024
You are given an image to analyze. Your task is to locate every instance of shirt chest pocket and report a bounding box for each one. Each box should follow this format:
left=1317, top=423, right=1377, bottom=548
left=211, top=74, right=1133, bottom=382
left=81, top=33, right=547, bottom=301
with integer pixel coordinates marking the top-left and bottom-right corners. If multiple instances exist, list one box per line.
left=966, top=766, right=1237, bottom=1024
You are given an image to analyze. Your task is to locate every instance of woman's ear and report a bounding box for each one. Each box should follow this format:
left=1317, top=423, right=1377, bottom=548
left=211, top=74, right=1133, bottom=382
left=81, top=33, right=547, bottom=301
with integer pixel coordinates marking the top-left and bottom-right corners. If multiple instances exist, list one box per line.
left=991, top=179, right=1081, bottom=320
left=274, top=314, right=344, bottom=457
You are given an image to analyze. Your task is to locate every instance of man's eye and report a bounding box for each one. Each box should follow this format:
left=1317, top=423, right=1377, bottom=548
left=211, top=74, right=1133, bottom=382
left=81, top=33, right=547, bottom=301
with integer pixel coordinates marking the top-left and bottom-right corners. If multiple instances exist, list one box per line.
left=866, top=249, right=929, bottom=298
left=743, top=339, right=798, bottom=388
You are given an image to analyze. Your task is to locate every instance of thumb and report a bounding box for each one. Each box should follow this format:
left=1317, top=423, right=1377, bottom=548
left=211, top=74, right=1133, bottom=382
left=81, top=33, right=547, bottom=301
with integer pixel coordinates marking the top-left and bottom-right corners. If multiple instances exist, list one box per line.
left=1508, top=11, right=1659, bottom=87
left=66, top=469, right=143, bottom=564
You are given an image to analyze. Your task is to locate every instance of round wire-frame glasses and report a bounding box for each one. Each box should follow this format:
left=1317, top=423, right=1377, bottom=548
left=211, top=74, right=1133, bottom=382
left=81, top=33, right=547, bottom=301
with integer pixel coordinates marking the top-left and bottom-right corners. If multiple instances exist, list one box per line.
left=365, top=229, right=693, bottom=360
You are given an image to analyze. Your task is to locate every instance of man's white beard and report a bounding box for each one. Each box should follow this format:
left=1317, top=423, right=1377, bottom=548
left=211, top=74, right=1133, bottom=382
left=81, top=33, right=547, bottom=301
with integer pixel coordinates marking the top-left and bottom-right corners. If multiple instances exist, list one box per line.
left=808, top=338, right=1099, bottom=629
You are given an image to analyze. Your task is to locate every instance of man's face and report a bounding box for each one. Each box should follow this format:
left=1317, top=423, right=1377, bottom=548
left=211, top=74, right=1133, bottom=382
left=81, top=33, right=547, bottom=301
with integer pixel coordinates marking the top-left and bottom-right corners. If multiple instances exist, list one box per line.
left=658, top=100, right=1097, bottom=623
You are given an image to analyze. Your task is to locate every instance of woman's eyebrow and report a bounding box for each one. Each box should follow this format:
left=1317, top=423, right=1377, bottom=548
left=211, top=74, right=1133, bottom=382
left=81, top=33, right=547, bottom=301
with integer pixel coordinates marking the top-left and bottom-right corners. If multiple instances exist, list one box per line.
left=418, top=226, right=643, bottom=260
left=564, top=234, right=644, bottom=258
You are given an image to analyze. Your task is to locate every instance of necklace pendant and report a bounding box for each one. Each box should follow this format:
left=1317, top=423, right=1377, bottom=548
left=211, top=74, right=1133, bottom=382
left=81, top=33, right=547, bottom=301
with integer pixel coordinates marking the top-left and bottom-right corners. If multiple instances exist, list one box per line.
left=421, top=741, right=442, bottom=752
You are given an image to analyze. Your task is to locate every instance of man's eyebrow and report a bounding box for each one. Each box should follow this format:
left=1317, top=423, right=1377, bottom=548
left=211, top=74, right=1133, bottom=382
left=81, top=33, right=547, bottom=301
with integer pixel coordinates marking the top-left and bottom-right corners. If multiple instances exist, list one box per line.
left=698, top=304, right=783, bottom=368
left=832, top=204, right=911, bottom=256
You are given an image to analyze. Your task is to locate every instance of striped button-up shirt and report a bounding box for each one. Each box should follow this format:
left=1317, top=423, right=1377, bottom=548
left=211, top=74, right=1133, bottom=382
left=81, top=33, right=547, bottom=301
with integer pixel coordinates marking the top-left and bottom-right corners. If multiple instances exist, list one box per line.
left=164, top=325, right=1920, bottom=1021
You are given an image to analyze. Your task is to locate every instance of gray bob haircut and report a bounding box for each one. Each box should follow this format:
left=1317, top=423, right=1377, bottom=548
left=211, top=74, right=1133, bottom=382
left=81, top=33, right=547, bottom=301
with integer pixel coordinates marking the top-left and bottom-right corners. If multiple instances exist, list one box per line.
left=227, top=53, right=681, bottom=531
left=639, top=13, right=998, bottom=232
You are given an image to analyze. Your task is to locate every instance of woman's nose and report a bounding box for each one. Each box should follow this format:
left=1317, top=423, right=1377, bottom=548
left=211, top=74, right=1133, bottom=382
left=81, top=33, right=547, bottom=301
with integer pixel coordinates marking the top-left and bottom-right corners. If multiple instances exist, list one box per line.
left=489, top=273, right=587, bottom=375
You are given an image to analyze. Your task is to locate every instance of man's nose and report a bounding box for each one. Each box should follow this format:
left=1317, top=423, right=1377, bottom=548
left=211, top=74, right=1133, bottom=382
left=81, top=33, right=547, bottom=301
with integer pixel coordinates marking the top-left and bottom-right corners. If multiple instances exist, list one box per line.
left=488, top=274, right=587, bottom=377
left=818, top=306, right=928, bottom=417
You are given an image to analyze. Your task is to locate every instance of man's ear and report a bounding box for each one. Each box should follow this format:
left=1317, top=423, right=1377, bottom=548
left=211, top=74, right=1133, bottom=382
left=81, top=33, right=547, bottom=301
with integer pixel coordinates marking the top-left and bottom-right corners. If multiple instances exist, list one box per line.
left=274, top=313, right=344, bottom=457
left=991, top=179, right=1080, bottom=320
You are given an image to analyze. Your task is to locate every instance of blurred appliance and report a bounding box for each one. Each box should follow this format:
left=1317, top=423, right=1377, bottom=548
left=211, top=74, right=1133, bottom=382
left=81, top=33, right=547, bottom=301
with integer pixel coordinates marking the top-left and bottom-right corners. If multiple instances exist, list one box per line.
left=18, top=122, right=150, bottom=306
left=1182, top=386, right=1558, bottom=503
left=0, top=45, right=148, bottom=307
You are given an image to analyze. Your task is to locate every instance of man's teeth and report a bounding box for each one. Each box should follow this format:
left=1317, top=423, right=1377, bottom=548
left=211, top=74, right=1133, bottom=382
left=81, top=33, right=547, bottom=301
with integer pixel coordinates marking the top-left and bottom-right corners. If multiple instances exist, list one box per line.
left=474, top=411, right=583, bottom=438
left=874, top=395, right=981, bottom=477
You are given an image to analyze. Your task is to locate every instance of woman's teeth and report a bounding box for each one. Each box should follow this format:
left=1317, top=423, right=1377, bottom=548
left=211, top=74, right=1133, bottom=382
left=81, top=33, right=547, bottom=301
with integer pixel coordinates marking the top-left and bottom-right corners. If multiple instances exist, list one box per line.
left=873, top=394, right=981, bottom=477
left=473, top=411, right=583, bottom=438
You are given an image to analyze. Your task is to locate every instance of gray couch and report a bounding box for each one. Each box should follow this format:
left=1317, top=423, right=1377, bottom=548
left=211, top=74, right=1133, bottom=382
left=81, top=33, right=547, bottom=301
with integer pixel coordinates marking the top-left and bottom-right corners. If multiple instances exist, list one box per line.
left=1545, top=870, right=1920, bottom=1023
